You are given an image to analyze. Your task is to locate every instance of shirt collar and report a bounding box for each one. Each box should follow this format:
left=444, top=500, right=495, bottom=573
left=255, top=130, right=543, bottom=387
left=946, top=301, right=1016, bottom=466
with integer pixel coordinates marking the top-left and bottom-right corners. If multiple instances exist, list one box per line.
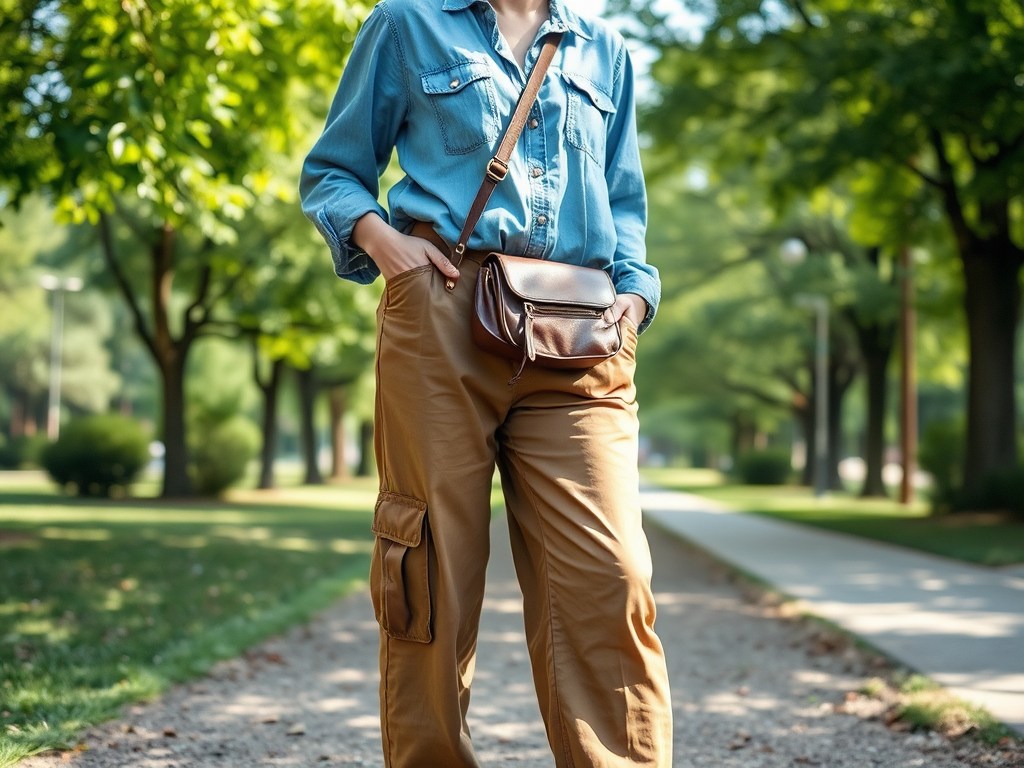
left=441, top=0, right=592, bottom=41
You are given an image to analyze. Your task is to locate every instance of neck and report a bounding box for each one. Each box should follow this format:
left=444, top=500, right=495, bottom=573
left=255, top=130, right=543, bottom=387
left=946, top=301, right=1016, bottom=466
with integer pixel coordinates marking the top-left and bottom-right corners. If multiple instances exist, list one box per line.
left=488, top=0, right=549, bottom=15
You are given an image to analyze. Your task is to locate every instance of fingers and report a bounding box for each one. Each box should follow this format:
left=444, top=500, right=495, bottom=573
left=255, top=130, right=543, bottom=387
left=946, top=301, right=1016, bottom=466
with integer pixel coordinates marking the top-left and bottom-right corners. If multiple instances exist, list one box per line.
left=424, top=242, right=460, bottom=279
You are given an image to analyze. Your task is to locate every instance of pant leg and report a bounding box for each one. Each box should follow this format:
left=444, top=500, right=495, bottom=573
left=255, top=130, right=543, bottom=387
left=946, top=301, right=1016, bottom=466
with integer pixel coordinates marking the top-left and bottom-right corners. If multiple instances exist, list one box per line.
left=497, top=320, right=673, bottom=767
left=371, top=259, right=512, bottom=768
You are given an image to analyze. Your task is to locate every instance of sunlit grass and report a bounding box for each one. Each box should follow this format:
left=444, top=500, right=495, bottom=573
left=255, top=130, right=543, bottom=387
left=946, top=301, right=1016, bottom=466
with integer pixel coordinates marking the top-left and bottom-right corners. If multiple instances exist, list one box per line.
left=642, top=469, right=1024, bottom=566
left=0, top=474, right=379, bottom=766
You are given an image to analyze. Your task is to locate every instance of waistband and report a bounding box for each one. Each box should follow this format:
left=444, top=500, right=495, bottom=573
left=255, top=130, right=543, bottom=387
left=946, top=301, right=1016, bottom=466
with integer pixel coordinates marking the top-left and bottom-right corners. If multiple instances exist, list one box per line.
left=409, top=222, right=490, bottom=265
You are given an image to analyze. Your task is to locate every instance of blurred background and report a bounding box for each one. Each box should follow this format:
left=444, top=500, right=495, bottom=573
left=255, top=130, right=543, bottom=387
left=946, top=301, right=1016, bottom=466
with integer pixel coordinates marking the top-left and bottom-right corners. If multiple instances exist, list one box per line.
left=1, top=0, right=1021, bottom=507
left=1, top=1, right=1022, bottom=762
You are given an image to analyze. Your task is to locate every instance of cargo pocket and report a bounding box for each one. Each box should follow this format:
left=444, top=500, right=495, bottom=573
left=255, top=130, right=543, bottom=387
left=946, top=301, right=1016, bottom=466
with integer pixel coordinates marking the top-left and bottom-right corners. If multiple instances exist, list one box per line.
left=370, top=491, right=433, bottom=643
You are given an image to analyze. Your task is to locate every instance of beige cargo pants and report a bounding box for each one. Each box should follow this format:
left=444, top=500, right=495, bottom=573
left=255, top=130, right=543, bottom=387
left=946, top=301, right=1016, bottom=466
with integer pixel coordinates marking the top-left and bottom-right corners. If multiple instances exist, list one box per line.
left=369, top=249, right=673, bottom=768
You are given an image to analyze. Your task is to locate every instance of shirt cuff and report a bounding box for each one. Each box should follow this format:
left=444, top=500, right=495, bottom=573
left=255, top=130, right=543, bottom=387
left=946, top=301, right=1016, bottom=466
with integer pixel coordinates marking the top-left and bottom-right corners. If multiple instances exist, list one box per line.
left=613, top=270, right=660, bottom=334
left=312, top=199, right=389, bottom=284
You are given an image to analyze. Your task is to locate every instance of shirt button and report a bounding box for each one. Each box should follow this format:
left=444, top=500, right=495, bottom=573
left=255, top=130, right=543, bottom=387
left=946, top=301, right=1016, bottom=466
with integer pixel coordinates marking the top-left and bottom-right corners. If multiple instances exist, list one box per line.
left=537, top=214, right=548, bottom=225
left=528, top=118, right=540, bottom=129
left=449, top=78, right=460, bottom=89
left=531, top=167, right=543, bottom=178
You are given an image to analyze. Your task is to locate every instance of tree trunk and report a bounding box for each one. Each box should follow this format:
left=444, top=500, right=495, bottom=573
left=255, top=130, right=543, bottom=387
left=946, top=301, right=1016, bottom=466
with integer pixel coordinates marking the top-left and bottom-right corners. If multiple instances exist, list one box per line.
left=961, top=243, right=1022, bottom=489
left=827, top=361, right=855, bottom=491
left=730, top=412, right=757, bottom=460
left=160, top=357, right=192, bottom=497
left=257, top=357, right=284, bottom=490
left=356, top=419, right=374, bottom=477
left=797, top=403, right=814, bottom=487
left=854, top=323, right=895, bottom=497
left=328, top=386, right=348, bottom=481
left=296, top=366, right=323, bottom=486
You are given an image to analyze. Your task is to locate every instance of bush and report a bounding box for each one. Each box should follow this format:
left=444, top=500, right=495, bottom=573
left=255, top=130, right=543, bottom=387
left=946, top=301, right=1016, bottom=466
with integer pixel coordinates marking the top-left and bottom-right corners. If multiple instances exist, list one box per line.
left=918, top=419, right=965, bottom=510
left=0, top=433, right=50, bottom=469
left=736, top=448, right=792, bottom=485
left=189, top=415, right=260, bottom=496
left=41, top=415, right=149, bottom=496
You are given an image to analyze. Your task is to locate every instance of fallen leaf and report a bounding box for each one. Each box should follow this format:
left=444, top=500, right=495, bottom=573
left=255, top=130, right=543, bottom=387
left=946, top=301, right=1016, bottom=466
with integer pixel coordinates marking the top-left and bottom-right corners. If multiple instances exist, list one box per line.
left=265, top=652, right=284, bottom=664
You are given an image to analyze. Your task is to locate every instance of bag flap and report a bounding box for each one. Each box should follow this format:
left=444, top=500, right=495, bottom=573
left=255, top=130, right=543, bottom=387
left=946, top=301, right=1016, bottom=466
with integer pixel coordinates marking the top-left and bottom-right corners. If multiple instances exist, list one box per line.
left=421, top=60, right=493, bottom=95
left=372, top=492, right=427, bottom=547
left=490, top=253, right=616, bottom=309
left=561, top=72, right=616, bottom=114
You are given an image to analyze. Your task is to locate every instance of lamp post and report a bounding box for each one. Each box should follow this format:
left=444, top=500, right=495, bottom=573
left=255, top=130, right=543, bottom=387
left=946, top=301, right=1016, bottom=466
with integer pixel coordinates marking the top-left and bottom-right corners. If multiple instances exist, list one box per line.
left=39, top=274, right=84, bottom=441
left=780, top=239, right=830, bottom=498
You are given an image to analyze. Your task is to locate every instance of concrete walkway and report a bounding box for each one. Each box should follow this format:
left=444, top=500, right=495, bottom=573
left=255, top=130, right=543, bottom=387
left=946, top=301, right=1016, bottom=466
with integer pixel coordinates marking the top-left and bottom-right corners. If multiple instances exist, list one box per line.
left=642, top=489, right=1024, bottom=736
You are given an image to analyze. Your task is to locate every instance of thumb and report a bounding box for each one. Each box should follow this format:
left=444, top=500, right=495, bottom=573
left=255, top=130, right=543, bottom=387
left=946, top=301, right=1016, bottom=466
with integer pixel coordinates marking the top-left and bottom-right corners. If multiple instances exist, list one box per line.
left=425, top=242, right=460, bottom=279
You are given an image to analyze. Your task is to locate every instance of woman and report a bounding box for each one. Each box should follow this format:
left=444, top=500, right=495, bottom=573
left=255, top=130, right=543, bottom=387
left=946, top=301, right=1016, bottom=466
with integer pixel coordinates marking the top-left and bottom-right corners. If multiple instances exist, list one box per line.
left=300, top=0, right=672, bottom=765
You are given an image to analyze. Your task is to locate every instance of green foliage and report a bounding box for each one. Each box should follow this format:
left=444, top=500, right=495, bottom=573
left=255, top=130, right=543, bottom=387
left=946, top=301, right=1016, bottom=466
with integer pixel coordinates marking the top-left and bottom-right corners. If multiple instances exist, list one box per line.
left=0, top=477, right=377, bottom=764
left=735, top=448, right=792, bottom=485
left=40, top=415, right=149, bottom=496
left=918, top=419, right=966, bottom=510
left=0, top=435, right=48, bottom=470
left=626, top=0, right=1024, bottom=484
left=190, top=416, right=261, bottom=496
left=0, top=0, right=365, bottom=231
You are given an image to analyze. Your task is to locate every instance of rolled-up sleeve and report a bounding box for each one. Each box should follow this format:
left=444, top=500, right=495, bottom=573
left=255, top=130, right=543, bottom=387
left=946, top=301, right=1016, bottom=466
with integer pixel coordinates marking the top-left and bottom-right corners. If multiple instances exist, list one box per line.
left=604, top=43, right=660, bottom=332
left=299, top=3, right=408, bottom=284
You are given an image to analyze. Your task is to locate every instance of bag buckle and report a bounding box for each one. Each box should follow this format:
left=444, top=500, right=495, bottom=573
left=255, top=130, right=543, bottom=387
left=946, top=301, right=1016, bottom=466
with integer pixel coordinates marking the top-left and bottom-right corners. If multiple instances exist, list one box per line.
left=486, top=157, right=509, bottom=183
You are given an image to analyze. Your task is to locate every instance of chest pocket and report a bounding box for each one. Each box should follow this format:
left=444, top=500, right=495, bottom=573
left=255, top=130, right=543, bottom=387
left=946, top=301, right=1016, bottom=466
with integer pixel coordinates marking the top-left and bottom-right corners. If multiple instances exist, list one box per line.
left=421, top=60, right=500, bottom=156
left=562, top=72, right=616, bottom=165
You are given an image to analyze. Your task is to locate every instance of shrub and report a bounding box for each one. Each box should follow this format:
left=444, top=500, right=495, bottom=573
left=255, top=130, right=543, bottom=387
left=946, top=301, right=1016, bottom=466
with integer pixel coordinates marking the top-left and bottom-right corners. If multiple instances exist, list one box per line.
left=189, top=415, right=260, bottom=496
left=918, top=419, right=965, bottom=510
left=40, top=415, right=149, bottom=496
left=736, top=448, right=792, bottom=485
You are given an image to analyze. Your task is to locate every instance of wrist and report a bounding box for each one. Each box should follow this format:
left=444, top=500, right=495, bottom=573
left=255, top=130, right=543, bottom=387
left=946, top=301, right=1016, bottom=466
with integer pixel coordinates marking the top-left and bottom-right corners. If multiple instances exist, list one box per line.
left=352, top=212, right=393, bottom=259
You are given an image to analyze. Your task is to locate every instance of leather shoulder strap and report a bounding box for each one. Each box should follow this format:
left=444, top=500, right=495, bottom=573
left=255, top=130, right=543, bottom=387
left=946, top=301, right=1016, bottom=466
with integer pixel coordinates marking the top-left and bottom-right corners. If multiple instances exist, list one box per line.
left=445, top=32, right=564, bottom=290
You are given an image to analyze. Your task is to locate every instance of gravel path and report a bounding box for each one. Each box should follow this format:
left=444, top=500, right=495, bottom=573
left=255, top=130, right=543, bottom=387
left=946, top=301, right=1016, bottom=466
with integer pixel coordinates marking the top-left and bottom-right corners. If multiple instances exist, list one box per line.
left=23, top=518, right=1022, bottom=767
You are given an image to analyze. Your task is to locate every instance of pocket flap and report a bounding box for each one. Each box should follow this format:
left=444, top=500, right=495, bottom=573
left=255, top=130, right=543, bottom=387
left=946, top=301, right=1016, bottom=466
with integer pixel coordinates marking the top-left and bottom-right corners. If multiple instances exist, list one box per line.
left=491, top=253, right=616, bottom=309
left=373, top=492, right=428, bottom=547
left=421, top=61, right=493, bottom=95
left=561, top=72, right=616, bottom=114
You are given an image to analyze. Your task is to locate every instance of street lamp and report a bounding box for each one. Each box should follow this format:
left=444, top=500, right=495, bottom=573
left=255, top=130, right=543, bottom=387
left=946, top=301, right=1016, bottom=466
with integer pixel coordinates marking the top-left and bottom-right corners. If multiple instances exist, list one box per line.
left=39, top=274, right=84, bottom=441
left=780, top=239, right=830, bottom=498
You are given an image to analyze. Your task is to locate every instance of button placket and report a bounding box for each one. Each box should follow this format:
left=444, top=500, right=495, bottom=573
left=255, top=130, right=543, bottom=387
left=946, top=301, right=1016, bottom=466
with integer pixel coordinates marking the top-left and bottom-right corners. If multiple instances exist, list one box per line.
left=524, top=104, right=550, bottom=259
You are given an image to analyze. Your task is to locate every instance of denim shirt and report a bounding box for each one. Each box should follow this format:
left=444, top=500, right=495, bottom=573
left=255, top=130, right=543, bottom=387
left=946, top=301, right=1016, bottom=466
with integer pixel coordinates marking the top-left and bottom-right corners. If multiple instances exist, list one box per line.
left=300, top=0, right=660, bottom=331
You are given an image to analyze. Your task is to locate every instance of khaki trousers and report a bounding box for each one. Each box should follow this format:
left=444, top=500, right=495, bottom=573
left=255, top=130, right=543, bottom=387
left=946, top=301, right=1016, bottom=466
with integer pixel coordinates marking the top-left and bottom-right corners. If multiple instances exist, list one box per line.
left=369, top=254, right=673, bottom=768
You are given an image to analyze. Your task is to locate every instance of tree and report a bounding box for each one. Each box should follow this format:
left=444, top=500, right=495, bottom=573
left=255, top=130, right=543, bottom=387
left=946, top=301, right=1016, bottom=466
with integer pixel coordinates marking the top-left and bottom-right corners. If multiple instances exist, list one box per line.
left=0, top=0, right=364, bottom=495
left=622, top=0, right=1024, bottom=490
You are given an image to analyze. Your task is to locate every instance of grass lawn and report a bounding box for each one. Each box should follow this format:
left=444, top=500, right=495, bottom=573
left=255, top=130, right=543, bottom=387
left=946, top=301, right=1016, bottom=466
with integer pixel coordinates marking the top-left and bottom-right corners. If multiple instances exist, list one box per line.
left=642, top=468, right=1024, bottom=567
left=0, top=473, right=381, bottom=767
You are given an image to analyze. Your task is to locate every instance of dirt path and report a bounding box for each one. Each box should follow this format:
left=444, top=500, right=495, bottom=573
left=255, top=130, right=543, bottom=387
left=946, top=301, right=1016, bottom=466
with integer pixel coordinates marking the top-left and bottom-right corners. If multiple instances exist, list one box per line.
left=24, top=519, right=1020, bottom=767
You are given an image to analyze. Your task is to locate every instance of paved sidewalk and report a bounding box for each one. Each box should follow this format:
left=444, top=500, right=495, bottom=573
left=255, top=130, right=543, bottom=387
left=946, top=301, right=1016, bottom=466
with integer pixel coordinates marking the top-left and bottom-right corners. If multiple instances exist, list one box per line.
left=642, top=489, right=1024, bottom=735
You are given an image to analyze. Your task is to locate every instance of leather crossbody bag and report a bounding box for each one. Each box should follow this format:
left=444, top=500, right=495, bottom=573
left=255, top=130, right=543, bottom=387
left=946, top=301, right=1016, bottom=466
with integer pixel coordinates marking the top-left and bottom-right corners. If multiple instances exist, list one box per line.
left=443, top=32, right=623, bottom=380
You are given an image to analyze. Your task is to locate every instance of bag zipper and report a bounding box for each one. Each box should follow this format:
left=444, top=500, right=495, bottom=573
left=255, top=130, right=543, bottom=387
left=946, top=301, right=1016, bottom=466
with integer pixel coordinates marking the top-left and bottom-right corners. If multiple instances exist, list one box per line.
left=523, top=302, right=606, bottom=319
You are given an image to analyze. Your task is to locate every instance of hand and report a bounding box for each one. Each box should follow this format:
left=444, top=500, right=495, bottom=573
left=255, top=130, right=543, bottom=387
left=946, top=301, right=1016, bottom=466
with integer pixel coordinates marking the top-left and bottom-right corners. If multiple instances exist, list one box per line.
left=612, top=293, right=647, bottom=329
left=352, top=213, right=460, bottom=283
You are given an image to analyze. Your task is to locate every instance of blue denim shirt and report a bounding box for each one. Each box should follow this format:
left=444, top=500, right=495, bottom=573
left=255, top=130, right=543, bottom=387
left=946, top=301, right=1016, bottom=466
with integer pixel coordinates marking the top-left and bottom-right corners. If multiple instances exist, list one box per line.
left=300, top=0, right=660, bottom=331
